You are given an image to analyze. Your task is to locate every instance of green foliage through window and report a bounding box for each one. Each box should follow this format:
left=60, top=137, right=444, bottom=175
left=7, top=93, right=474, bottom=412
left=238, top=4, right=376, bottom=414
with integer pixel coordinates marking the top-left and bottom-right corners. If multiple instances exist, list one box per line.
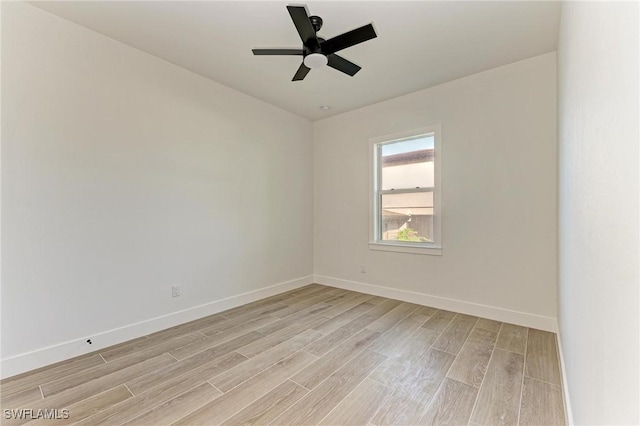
left=396, top=227, right=430, bottom=242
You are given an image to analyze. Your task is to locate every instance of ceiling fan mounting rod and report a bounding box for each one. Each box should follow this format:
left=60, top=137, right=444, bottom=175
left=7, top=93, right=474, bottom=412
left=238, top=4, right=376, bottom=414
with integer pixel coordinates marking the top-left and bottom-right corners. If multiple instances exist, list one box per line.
left=309, top=15, right=323, bottom=32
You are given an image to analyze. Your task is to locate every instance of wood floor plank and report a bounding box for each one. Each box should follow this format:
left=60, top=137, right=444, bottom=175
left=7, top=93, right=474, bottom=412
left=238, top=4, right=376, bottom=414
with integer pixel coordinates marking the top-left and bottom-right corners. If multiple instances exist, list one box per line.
left=292, top=328, right=381, bottom=389
left=525, top=329, right=561, bottom=385
left=251, top=303, right=332, bottom=338
left=432, top=314, right=478, bottom=355
left=172, top=351, right=317, bottom=425
left=276, top=285, right=325, bottom=302
left=366, top=302, right=419, bottom=333
left=322, top=289, right=354, bottom=305
left=519, top=377, right=565, bottom=426
left=475, top=318, right=502, bottom=333
left=413, top=305, right=439, bottom=318
left=422, top=310, right=457, bottom=332
left=304, top=314, right=377, bottom=356
left=126, top=351, right=247, bottom=395
left=272, top=350, right=387, bottom=425
left=392, top=327, right=440, bottom=359
left=193, top=309, right=278, bottom=337
left=104, top=313, right=227, bottom=360
left=145, top=314, right=229, bottom=342
left=200, top=305, right=285, bottom=341
left=41, top=333, right=201, bottom=397
left=29, top=385, right=132, bottom=425
left=286, top=283, right=323, bottom=294
left=283, top=284, right=324, bottom=297
left=0, top=355, right=105, bottom=397
left=368, top=310, right=436, bottom=356
left=124, top=383, right=222, bottom=426
left=78, top=352, right=246, bottom=426
left=171, top=315, right=279, bottom=359
left=47, top=354, right=173, bottom=406
left=365, top=299, right=402, bottom=318
left=447, top=328, right=498, bottom=387
left=318, top=378, right=390, bottom=426
left=1, top=288, right=566, bottom=426
left=0, top=386, right=42, bottom=410
left=419, top=378, right=478, bottom=426
left=470, top=348, right=524, bottom=426
left=279, top=286, right=333, bottom=306
left=318, top=293, right=374, bottom=318
left=323, top=286, right=351, bottom=295
left=272, top=292, right=341, bottom=318
left=167, top=330, right=261, bottom=363
left=370, top=349, right=455, bottom=425
left=218, top=296, right=290, bottom=320
left=370, top=347, right=454, bottom=391
left=205, top=305, right=286, bottom=333
left=495, top=323, right=527, bottom=355
left=216, top=289, right=302, bottom=321
left=220, top=380, right=308, bottom=426
left=211, top=329, right=323, bottom=392
left=237, top=317, right=328, bottom=359
left=279, top=285, right=338, bottom=305
left=313, top=301, right=376, bottom=334
left=366, top=296, right=387, bottom=305
left=97, top=337, right=152, bottom=363
left=5, top=355, right=175, bottom=426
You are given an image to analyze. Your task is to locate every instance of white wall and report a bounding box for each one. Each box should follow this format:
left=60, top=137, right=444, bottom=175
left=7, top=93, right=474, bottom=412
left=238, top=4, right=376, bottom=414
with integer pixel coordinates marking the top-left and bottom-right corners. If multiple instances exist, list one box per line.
left=1, top=2, right=313, bottom=377
left=314, top=53, right=558, bottom=327
left=557, top=2, right=639, bottom=424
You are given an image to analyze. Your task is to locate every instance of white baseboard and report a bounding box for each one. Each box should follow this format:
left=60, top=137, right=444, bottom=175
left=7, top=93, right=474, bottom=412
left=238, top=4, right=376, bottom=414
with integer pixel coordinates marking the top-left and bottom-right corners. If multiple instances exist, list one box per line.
left=314, top=275, right=557, bottom=332
left=555, top=327, right=574, bottom=425
left=0, top=275, right=314, bottom=379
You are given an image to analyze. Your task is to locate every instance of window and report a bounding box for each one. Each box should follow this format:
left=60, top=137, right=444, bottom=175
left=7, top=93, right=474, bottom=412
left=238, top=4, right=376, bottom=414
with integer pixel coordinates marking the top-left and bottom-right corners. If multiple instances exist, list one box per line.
left=369, top=126, right=441, bottom=255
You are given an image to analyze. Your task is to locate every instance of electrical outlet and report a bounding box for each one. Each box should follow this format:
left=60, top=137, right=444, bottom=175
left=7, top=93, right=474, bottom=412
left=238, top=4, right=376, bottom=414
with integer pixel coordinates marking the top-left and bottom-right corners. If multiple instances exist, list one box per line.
left=172, top=285, right=181, bottom=297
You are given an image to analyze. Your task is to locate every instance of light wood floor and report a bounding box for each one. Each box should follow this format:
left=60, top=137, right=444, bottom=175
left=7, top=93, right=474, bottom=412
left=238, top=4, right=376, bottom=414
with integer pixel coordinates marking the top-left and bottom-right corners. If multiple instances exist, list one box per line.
left=1, top=284, right=566, bottom=425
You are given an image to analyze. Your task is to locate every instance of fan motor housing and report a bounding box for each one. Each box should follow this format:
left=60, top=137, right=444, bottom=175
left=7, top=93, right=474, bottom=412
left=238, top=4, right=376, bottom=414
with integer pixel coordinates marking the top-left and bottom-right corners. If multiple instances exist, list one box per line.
left=303, top=37, right=325, bottom=57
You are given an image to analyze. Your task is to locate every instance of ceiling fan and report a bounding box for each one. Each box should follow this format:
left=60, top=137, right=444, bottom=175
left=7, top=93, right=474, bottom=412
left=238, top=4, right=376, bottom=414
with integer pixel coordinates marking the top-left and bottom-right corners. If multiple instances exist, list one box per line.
left=252, top=5, right=377, bottom=81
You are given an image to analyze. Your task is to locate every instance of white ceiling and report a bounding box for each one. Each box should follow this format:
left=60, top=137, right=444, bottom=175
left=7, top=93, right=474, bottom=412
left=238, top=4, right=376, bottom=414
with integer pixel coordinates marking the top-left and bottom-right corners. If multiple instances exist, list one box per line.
left=31, top=1, right=561, bottom=120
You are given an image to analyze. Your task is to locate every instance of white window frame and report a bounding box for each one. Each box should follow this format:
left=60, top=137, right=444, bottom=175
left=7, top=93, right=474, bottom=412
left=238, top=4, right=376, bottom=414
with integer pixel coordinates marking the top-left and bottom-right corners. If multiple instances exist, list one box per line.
left=369, top=125, right=442, bottom=256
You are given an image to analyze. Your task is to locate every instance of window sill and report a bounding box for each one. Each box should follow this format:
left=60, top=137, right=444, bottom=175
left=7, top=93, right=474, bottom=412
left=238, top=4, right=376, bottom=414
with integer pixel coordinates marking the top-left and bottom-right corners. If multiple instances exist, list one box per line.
left=368, top=242, right=442, bottom=256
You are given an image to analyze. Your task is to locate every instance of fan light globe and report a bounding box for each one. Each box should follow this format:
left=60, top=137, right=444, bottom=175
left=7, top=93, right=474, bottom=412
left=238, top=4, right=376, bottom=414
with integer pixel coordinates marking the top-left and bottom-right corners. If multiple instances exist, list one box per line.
left=304, top=53, right=328, bottom=69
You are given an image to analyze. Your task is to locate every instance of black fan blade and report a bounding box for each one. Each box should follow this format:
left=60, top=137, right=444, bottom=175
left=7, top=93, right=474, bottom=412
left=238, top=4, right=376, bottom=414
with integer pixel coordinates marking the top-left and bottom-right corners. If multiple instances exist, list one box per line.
left=327, top=54, right=361, bottom=76
left=321, top=23, right=377, bottom=55
left=252, top=49, right=303, bottom=56
left=292, top=63, right=310, bottom=81
left=287, top=6, right=319, bottom=49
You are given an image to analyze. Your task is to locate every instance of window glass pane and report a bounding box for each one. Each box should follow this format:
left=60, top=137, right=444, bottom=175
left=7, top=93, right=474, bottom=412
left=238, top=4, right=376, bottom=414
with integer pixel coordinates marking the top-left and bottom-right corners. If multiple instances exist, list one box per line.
left=381, top=135, right=434, bottom=190
left=380, top=192, right=433, bottom=242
